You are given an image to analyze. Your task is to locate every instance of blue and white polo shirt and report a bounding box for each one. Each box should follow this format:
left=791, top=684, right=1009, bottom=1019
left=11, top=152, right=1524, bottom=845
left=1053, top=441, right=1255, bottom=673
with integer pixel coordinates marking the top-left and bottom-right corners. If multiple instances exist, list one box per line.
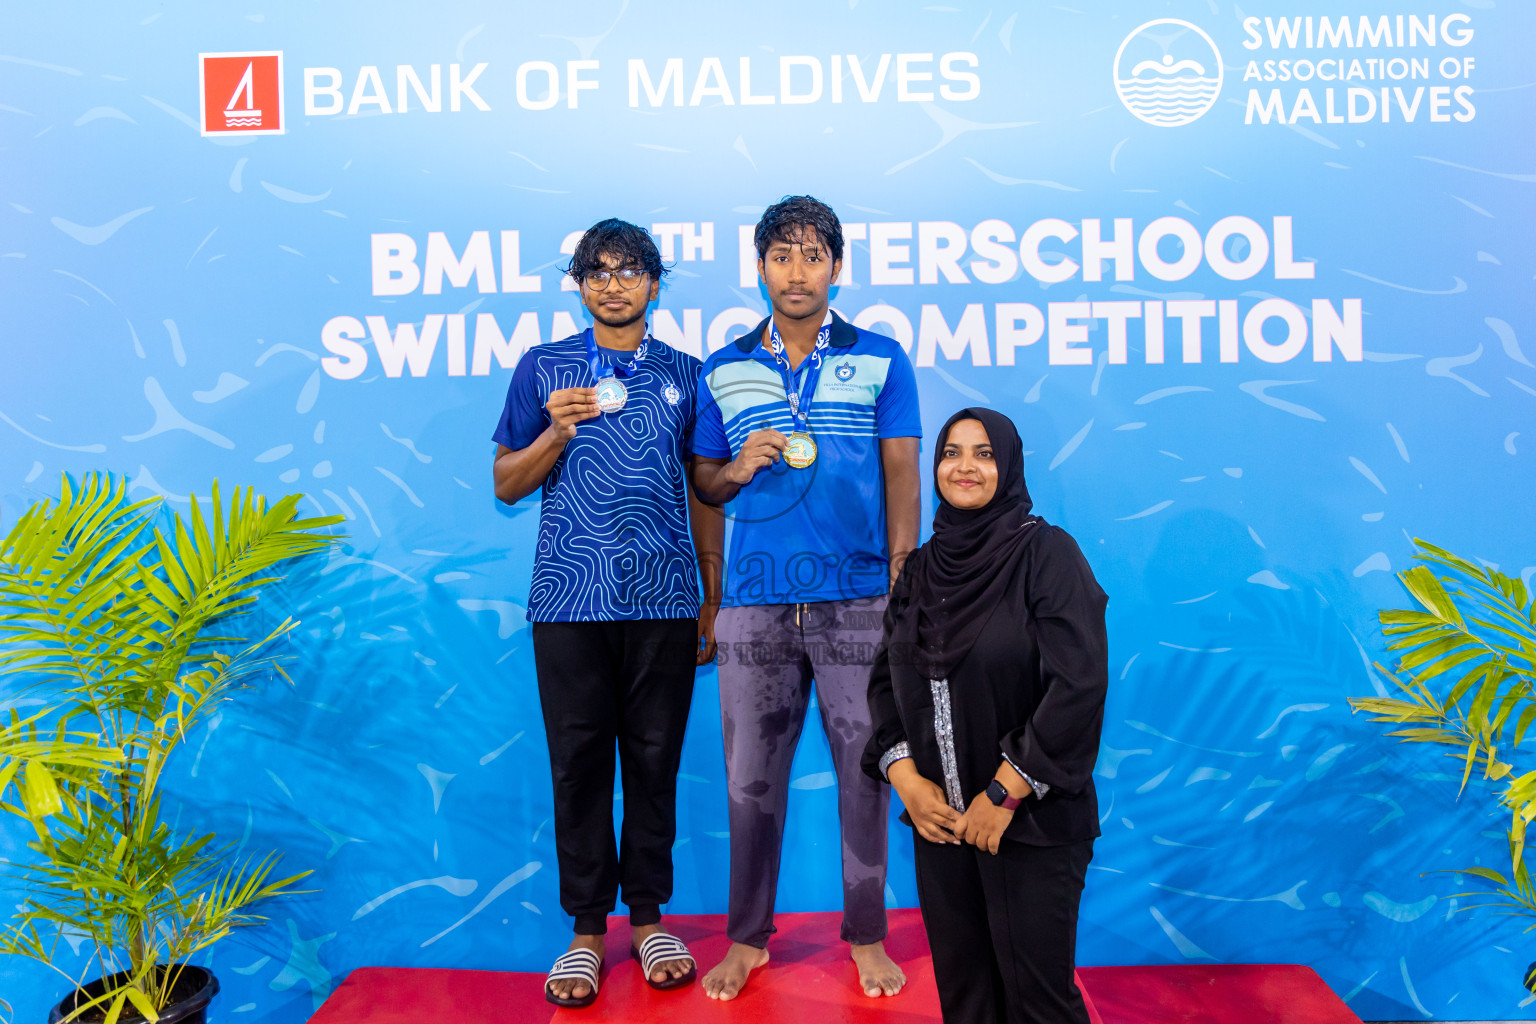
left=493, top=333, right=701, bottom=623
left=691, top=311, right=921, bottom=607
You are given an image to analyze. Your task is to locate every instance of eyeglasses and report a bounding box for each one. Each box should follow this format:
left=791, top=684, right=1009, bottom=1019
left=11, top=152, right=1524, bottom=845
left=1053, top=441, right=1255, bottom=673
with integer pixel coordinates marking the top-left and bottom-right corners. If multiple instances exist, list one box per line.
left=583, top=267, right=648, bottom=290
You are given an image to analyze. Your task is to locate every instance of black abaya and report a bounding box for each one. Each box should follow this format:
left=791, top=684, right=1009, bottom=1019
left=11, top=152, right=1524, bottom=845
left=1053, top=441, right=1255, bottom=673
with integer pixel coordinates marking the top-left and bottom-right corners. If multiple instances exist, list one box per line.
left=863, top=524, right=1109, bottom=845
left=861, top=408, right=1109, bottom=1024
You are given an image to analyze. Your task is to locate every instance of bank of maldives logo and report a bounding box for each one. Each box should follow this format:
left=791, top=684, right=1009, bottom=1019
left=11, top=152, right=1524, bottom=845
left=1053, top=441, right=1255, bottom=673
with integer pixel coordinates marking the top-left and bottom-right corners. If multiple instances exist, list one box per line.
left=199, top=51, right=284, bottom=136
left=1113, top=20, right=1222, bottom=127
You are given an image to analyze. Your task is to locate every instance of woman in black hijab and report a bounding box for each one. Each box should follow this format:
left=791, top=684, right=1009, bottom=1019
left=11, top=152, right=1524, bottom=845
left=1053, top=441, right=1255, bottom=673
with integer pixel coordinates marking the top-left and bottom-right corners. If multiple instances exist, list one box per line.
left=863, top=408, right=1108, bottom=1024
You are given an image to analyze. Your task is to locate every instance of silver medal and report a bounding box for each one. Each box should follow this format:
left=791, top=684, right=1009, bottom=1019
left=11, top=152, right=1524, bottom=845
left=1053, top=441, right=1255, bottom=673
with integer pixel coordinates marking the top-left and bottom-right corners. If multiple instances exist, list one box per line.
left=595, top=377, right=628, bottom=414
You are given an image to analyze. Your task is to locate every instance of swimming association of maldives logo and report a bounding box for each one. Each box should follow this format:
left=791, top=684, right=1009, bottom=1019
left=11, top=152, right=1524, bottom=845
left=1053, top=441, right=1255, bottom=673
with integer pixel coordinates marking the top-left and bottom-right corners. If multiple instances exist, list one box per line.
left=1113, top=19, right=1223, bottom=128
left=198, top=51, right=284, bottom=136
left=834, top=362, right=856, bottom=382
left=662, top=381, right=682, bottom=406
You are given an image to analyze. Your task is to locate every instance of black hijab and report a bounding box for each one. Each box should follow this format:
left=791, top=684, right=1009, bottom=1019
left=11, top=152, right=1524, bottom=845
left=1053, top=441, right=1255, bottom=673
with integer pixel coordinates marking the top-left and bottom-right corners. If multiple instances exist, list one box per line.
left=890, top=408, right=1041, bottom=681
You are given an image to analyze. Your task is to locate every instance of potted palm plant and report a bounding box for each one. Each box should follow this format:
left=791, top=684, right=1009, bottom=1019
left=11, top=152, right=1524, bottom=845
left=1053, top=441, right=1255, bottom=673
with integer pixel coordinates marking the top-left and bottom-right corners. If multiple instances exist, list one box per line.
left=0, top=473, right=341, bottom=1023
left=1350, top=539, right=1536, bottom=996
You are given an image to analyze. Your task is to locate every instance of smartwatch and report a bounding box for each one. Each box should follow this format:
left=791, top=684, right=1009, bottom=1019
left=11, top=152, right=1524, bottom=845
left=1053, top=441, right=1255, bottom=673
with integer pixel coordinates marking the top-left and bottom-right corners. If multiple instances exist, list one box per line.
left=986, top=778, right=1023, bottom=810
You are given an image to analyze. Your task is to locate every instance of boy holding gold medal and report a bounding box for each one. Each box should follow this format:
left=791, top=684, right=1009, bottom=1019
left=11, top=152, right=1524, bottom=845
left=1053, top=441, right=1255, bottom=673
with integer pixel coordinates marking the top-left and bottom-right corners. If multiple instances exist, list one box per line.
left=690, top=196, right=922, bottom=1001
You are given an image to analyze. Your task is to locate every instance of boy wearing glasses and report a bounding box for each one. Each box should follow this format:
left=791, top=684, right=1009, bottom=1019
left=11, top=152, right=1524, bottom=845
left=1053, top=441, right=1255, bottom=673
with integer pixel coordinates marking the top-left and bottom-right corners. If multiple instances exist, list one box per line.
left=493, top=218, right=722, bottom=1008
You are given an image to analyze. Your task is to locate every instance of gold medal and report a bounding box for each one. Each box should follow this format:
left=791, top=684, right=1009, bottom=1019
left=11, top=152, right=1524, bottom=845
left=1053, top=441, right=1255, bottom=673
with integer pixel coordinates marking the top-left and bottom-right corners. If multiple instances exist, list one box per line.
left=784, top=431, right=817, bottom=469
left=767, top=320, right=830, bottom=471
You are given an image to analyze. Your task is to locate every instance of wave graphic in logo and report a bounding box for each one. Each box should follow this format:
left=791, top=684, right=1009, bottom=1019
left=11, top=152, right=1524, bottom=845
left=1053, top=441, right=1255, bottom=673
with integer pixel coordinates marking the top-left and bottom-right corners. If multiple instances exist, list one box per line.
left=1114, top=19, right=1223, bottom=128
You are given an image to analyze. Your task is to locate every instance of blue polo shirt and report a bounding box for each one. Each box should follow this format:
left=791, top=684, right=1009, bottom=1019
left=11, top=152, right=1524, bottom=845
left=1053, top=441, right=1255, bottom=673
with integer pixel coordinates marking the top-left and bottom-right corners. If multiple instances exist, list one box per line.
left=691, top=312, right=921, bottom=607
left=493, top=332, right=701, bottom=622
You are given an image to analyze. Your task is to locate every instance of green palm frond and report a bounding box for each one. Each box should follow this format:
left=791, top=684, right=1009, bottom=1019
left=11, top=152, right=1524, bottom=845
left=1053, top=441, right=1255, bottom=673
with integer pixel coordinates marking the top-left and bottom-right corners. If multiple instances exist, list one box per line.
left=0, top=474, right=161, bottom=694
left=1351, top=538, right=1536, bottom=931
left=0, top=473, right=341, bottom=1014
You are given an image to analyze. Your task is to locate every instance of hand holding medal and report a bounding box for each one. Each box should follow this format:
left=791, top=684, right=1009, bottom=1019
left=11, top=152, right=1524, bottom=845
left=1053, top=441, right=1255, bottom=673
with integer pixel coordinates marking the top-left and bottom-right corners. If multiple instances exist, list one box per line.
left=544, top=387, right=601, bottom=441
left=541, top=323, right=647, bottom=447
left=584, top=327, right=649, bottom=416
left=723, top=319, right=829, bottom=485
left=767, top=318, right=830, bottom=470
left=723, top=428, right=790, bottom=485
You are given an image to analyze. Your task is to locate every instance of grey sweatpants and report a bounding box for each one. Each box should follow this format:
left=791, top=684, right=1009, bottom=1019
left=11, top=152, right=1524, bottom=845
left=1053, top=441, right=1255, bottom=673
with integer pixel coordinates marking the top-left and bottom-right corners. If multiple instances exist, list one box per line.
left=715, top=595, right=891, bottom=948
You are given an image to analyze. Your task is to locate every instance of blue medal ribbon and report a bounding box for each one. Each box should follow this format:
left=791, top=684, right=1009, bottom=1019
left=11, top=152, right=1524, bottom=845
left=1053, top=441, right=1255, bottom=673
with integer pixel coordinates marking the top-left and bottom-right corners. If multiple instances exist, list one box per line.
left=582, top=327, right=649, bottom=384
left=766, top=318, right=831, bottom=433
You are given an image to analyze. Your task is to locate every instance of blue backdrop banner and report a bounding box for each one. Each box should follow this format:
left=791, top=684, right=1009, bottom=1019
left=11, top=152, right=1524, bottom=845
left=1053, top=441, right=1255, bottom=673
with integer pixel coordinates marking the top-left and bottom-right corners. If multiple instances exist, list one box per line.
left=3, top=2, right=1534, bottom=1020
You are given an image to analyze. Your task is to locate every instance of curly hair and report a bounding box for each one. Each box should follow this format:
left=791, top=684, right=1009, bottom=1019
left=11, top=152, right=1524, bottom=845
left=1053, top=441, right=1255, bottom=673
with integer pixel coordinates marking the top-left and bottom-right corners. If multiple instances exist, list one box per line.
left=566, top=218, right=668, bottom=283
left=753, top=195, right=844, bottom=262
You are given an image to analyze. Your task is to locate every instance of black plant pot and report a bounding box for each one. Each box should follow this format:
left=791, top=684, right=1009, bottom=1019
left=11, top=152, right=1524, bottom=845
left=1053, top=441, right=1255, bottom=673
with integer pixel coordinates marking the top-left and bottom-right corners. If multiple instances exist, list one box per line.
left=48, top=965, right=218, bottom=1024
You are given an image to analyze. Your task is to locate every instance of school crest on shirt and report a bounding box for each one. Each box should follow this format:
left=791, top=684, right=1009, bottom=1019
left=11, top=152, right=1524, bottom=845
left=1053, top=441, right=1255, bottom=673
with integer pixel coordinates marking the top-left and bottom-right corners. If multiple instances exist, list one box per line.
left=834, top=362, right=856, bottom=382
left=662, top=381, right=683, bottom=406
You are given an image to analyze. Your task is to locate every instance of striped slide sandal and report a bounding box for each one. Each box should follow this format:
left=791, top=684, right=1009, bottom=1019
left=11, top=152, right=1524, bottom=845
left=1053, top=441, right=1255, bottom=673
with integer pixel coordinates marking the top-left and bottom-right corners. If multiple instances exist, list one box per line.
left=630, top=931, right=697, bottom=991
left=545, top=946, right=603, bottom=1008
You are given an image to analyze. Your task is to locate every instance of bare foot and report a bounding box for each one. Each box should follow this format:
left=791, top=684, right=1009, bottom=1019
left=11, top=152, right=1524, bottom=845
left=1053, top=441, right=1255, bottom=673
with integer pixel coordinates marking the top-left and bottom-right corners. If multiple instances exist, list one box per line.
left=702, top=941, right=769, bottom=1000
left=632, top=922, right=695, bottom=985
left=547, top=933, right=604, bottom=1003
left=851, top=941, right=907, bottom=997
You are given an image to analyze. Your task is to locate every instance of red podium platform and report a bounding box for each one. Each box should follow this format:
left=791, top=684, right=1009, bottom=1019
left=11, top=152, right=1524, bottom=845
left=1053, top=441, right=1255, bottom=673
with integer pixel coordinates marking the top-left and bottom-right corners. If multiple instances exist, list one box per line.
left=309, top=910, right=1359, bottom=1024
